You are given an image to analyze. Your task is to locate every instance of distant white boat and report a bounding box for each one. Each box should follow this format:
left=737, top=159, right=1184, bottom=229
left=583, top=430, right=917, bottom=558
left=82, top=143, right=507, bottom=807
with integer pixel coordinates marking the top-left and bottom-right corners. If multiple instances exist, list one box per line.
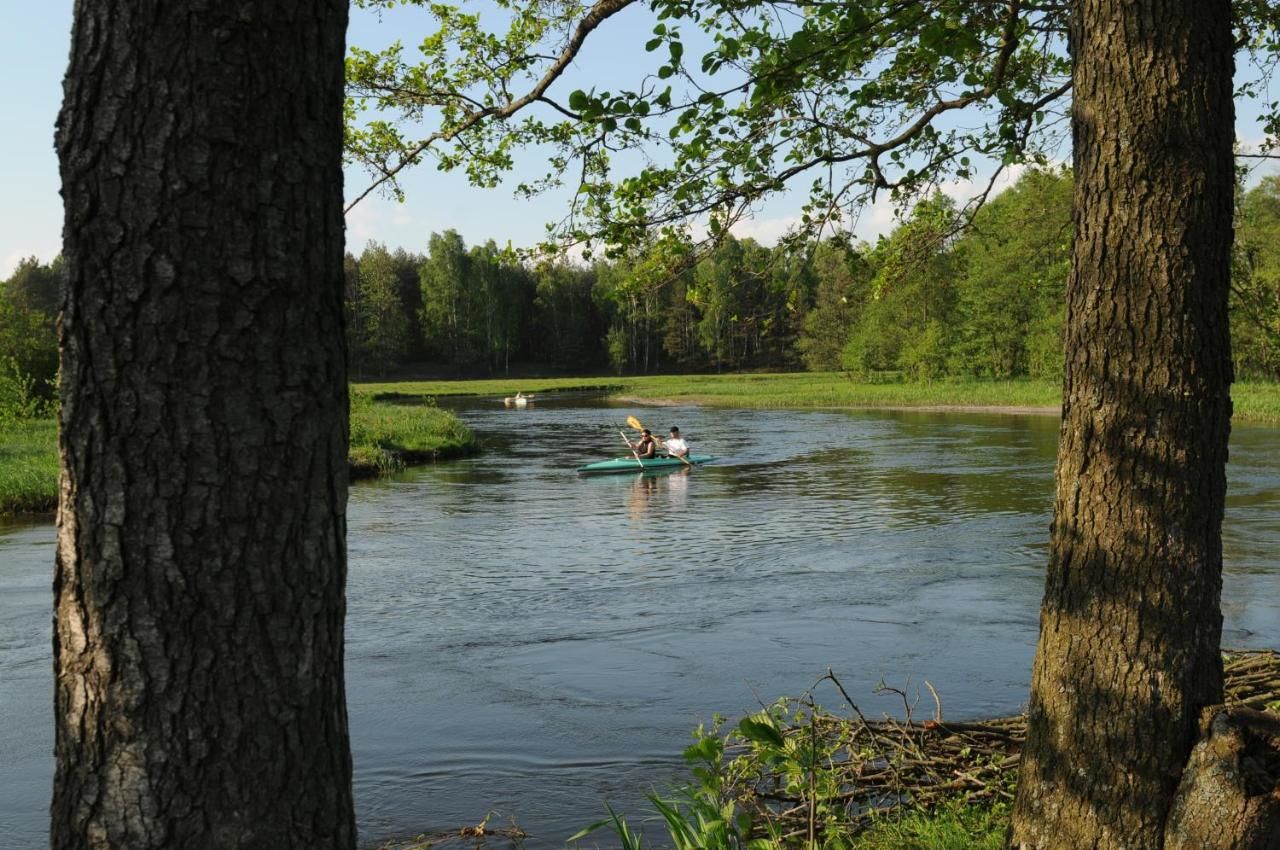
left=503, top=391, right=534, bottom=407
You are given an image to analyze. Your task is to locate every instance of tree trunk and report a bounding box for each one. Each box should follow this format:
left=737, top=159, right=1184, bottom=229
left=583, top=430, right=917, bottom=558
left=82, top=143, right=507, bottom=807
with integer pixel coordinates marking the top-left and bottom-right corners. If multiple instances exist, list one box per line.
left=1164, top=707, right=1280, bottom=850
left=53, top=2, right=354, bottom=848
left=1008, top=2, right=1235, bottom=848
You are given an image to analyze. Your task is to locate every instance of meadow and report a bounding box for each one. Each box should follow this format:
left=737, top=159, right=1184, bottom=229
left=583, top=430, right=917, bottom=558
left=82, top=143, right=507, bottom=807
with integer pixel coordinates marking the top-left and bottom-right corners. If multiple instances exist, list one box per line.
left=364, top=373, right=1280, bottom=422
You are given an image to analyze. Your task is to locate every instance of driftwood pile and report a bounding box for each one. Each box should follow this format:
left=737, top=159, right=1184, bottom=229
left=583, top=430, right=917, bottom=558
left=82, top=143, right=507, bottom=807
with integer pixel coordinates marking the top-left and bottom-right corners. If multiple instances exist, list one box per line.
left=723, top=651, right=1280, bottom=843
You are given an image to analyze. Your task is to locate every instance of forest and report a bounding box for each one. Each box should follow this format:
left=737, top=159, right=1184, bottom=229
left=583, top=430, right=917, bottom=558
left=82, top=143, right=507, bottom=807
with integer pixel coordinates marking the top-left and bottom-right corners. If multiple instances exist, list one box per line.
left=350, top=167, right=1280, bottom=378
left=8, top=168, right=1278, bottom=416
left=345, top=169, right=1280, bottom=381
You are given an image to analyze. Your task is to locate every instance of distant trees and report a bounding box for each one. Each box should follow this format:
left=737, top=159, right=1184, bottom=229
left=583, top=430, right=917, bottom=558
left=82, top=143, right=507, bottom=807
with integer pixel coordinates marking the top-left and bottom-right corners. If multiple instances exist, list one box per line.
left=0, top=256, right=60, bottom=419
left=9, top=168, right=1280, bottom=385
left=952, top=168, right=1072, bottom=380
left=800, top=169, right=1072, bottom=382
left=348, top=243, right=413, bottom=374
left=1233, top=176, right=1280, bottom=379
left=797, top=241, right=871, bottom=371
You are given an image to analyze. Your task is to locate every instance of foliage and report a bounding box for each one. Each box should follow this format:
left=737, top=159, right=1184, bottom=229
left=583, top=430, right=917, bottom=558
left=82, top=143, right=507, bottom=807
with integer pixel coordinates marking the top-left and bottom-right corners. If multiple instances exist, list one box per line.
left=344, top=0, right=1079, bottom=252
left=0, top=257, right=59, bottom=417
left=839, top=194, right=961, bottom=377
left=3, top=255, right=63, bottom=316
left=570, top=702, right=1010, bottom=850
left=0, top=358, right=46, bottom=423
left=349, top=242, right=415, bottom=375
left=569, top=649, right=1280, bottom=850
left=321, top=168, right=1275, bottom=384
left=949, top=167, right=1072, bottom=379
left=797, top=241, right=871, bottom=371
left=1233, top=175, right=1280, bottom=379
left=344, top=0, right=1280, bottom=262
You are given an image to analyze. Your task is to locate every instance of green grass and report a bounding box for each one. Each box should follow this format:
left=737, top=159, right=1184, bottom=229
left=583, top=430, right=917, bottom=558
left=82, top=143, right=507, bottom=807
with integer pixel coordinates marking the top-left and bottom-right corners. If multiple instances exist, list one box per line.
left=852, top=802, right=1009, bottom=850
left=0, top=418, right=58, bottom=514
left=349, top=393, right=479, bottom=478
left=366, top=376, right=627, bottom=399
left=359, top=372, right=1280, bottom=422
left=0, top=398, right=479, bottom=514
left=1231, top=381, right=1280, bottom=422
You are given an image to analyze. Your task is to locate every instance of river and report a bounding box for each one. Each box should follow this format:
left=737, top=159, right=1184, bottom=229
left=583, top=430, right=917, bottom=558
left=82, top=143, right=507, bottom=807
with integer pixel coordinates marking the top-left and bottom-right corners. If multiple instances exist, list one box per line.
left=2, top=397, right=1277, bottom=848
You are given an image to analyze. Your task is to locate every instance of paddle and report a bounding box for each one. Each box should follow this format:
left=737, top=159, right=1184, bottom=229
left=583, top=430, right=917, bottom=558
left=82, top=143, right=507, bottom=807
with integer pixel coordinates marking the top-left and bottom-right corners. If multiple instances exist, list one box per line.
left=619, top=430, right=645, bottom=468
left=625, top=416, right=691, bottom=466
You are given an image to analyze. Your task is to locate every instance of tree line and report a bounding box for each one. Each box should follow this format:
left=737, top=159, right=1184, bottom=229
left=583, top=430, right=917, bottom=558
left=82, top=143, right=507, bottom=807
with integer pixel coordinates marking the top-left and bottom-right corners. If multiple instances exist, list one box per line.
left=5, top=168, right=1279, bottom=409
left=342, top=167, right=1280, bottom=381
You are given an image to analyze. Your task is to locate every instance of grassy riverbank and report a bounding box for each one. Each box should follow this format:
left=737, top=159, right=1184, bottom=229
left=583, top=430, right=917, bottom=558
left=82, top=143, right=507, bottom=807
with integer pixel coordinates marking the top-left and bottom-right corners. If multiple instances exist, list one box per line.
left=360, top=372, right=1280, bottom=423
left=0, top=398, right=478, bottom=515
left=349, top=393, right=479, bottom=479
left=0, top=419, right=58, bottom=514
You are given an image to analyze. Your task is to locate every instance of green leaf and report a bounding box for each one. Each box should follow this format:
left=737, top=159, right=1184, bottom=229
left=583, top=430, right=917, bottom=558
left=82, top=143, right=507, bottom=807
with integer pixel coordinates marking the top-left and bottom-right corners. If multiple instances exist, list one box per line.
left=738, top=716, right=785, bottom=748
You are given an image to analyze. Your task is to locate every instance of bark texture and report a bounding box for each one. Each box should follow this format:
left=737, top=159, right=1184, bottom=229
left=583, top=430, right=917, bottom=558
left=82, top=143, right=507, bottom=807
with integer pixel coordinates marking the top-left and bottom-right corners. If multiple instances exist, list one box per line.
left=52, top=2, right=354, bottom=847
left=1008, top=1, right=1235, bottom=848
left=1164, top=707, right=1280, bottom=850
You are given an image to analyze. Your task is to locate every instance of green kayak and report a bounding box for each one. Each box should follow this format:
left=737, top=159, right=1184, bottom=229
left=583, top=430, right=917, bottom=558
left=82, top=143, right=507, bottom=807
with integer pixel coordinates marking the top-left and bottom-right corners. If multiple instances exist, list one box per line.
left=577, top=454, right=716, bottom=475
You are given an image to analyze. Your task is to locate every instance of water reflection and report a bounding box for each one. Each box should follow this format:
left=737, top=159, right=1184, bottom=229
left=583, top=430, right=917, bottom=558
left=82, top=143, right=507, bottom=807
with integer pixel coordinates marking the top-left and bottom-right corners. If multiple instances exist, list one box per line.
left=0, top=400, right=1276, bottom=850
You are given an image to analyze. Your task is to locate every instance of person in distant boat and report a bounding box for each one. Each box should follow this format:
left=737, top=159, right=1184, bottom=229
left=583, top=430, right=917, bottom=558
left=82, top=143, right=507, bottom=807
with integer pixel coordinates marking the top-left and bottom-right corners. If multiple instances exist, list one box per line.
left=635, top=429, right=658, bottom=459
left=664, top=426, right=689, bottom=458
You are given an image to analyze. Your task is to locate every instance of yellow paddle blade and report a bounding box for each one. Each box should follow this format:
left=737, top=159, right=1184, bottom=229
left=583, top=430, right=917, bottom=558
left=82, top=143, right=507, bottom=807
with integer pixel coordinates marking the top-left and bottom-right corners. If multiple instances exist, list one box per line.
left=626, top=415, right=644, bottom=431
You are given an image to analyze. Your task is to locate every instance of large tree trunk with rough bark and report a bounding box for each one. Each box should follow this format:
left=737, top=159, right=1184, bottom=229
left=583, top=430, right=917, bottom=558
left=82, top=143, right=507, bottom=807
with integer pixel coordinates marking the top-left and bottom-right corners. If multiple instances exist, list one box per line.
left=1008, top=1, right=1235, bottom=848
left=52, top=2, right=354, bottom=848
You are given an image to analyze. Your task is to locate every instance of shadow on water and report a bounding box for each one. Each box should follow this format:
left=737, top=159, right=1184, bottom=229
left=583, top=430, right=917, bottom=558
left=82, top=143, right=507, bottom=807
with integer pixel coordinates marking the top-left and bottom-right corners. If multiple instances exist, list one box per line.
left=0, top=396, right=1277, bottom=848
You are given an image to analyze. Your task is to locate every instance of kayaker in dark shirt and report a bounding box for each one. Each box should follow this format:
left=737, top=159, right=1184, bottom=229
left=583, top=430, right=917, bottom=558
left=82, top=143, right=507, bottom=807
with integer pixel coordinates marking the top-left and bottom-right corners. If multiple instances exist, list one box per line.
left=635, top=429, right=658, bottom=459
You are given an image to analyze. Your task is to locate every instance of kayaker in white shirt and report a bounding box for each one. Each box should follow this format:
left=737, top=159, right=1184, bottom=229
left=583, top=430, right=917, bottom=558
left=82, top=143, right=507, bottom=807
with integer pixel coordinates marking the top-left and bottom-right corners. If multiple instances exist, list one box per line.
left=663, top=426, right=689, bottom=458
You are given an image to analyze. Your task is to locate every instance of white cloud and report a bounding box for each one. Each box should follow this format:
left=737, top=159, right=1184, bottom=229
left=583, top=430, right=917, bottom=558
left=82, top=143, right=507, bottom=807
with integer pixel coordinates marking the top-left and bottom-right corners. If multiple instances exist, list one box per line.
left=728, top=214, right=803, bottom=244
left=939, top=162, right=1033, bottom=207
left=344, top=197, right=419, bottom=253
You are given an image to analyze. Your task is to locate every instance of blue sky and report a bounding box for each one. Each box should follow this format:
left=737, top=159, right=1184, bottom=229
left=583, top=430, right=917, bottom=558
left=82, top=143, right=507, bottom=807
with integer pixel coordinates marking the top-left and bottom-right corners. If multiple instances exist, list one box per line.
left=3, top=5, right=1278, bottom=278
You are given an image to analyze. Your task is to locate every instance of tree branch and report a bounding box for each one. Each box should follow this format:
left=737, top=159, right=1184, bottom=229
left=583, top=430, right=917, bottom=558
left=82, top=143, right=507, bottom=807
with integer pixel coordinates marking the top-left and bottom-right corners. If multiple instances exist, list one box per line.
left=345, top=0, right=638, bottom=213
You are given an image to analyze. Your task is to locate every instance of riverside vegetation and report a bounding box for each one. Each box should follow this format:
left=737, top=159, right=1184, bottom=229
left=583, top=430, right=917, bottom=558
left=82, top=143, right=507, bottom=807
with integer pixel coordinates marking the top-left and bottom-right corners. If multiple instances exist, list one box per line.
left=576, top=651, right=1280, bottom=850
left=379, top=651, right=1280, bottom=850
left=0, top=393, right=477, bottom=515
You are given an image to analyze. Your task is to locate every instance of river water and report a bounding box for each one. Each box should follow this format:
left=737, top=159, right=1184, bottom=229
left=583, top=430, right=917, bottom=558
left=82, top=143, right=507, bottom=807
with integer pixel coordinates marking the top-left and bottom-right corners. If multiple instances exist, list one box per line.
left=2, top=397, right=1278, bottom=848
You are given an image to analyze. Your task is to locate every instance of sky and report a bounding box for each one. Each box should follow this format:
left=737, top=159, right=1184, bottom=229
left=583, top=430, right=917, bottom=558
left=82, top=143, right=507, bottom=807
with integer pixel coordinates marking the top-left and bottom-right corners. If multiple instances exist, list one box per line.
left=3, top=5, right=1279, bottom=278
